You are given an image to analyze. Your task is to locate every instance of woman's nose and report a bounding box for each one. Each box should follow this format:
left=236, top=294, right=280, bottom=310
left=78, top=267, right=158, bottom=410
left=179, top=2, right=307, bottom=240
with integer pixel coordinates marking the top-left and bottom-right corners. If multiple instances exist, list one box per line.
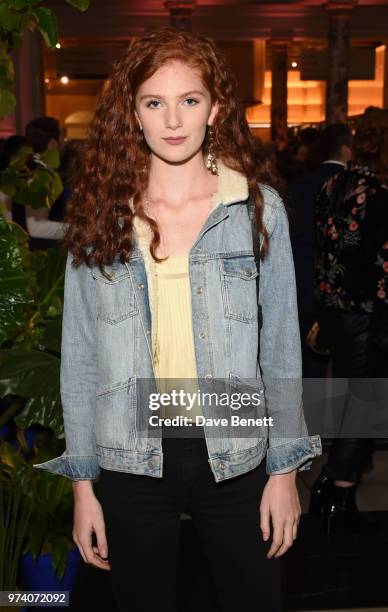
left=165, top=109, right=182, bottom=130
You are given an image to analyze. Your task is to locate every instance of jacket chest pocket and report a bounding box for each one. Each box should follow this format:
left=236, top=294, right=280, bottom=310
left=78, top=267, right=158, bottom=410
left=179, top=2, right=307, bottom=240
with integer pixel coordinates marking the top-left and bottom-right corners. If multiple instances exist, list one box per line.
left=92, top=270, right=138, bottom=325
left=220, top=256, right=259, bottom=323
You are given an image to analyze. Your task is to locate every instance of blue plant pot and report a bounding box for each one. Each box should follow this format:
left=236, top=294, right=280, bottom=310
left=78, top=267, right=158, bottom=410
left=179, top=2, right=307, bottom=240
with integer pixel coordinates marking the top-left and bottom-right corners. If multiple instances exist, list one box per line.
left=0, top=424, right=10, bottom=440
left=1, top=424, right=46, bottom=453
left=23, top=425, right=45, bottom=450
left=19, top=547, right=81, bottom=610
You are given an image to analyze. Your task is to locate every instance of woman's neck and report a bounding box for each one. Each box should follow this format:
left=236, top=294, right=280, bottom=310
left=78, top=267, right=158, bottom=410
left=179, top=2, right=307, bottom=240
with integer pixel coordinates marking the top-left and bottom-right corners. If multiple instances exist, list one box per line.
left=147, top=150, right=218, bottom=206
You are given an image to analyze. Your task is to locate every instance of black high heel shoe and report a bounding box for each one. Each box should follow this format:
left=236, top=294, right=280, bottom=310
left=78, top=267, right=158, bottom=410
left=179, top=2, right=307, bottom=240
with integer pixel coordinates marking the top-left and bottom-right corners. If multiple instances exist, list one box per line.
left=309, top=473, right=334, bottom=515
left=323, top=484, right=357, bottom=536
left=322, top=484, right=377, bottom=537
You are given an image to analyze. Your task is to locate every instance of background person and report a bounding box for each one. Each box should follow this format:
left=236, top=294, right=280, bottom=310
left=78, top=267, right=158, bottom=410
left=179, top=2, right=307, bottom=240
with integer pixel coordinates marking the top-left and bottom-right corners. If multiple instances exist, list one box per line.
left=12, top=116, right=66, bottom=250
left=311, top=109, right=388, bottom=533
left=287, top=123, right=353, bottom=377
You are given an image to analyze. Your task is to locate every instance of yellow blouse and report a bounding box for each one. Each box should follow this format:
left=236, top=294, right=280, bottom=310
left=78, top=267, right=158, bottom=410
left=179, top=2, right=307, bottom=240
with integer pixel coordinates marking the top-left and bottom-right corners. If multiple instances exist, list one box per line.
left=132, top=215, right=202, bottom=420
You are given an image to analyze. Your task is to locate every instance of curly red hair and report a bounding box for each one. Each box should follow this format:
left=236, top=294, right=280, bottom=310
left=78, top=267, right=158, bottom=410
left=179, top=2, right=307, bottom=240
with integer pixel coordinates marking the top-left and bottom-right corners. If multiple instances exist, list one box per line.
left=62, top=27, right=270, bottom=276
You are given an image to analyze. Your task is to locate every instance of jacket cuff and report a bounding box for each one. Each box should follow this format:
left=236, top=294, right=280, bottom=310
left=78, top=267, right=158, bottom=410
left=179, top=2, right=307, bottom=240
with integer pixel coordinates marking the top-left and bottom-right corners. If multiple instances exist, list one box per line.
left=33, top=452, right=101, bottom=481
left=266, top=435, right=322, bottom=475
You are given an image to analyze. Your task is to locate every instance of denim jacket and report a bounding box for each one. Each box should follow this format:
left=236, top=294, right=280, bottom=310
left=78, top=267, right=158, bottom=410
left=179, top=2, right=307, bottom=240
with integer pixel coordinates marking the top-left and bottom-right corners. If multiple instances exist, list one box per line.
left=33, top=160, right=321, bottom=483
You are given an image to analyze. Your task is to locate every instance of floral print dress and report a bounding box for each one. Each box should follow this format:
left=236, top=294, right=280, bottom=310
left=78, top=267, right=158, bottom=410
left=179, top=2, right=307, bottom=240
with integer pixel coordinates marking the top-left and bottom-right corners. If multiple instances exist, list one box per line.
left=315, top=162, right=388, bottom=315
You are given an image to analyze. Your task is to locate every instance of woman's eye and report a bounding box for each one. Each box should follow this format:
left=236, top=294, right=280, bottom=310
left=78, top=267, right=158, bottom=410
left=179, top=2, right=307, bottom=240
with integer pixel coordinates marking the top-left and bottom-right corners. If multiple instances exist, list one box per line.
left=184, top=98, right=199, bottom=106
left=146, top=100, right=161, bottom=109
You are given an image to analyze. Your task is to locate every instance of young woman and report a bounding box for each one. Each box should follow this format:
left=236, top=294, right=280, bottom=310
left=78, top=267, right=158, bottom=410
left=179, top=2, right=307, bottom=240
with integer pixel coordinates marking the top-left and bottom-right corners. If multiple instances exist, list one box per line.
left=34, top=27, right=321, bottom=612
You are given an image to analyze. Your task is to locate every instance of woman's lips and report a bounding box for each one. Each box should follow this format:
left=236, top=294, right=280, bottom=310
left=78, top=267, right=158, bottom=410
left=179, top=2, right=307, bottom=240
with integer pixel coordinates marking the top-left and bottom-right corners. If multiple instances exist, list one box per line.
left=163, top=137, right=187, bottom=145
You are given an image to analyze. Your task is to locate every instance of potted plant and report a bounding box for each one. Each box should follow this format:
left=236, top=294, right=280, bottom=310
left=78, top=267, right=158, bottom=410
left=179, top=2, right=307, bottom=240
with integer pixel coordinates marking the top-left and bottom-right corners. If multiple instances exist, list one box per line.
left=0, top=437, right=81, bottom=599
left=0, top=208, right=78, bottom=591
left=0, top=440, right=32, bottom=612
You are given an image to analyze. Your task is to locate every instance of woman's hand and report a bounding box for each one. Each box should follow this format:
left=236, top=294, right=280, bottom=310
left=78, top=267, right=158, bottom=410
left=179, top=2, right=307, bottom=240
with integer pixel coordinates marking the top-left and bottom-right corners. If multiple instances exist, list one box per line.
left=259, top=470, right=301, bottom=559
left=72, top=481, right=111, bottom=571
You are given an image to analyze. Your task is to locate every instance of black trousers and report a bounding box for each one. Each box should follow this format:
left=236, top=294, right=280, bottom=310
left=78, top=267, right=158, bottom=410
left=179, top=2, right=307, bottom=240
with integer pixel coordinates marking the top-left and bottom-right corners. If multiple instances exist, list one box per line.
left=95, top=428, right=282, bottom=612
left=319, top=309, right=388, bottom=483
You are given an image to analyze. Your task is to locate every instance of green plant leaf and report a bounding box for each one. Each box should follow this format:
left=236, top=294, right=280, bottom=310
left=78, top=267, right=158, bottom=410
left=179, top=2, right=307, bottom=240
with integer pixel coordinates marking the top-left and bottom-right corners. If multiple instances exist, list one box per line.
left=0, top=4, right=22, bottom=31
left=0, top=56, right=14, bottom=86
left=0, top=182, right=15, bottom=197
left=8, top=57, right=14, bottom=79
left=25, top=514, right=47, bottom=559
left=35, top=249, right=66, bottom=316
left=0, top=441, right=36, bottom=499
left=0, top=349, right=64, bottom=437
left=0, top=74, right=13, bottom=90
left=28, top=170, right=53, bottom=206
left=11, top=180, right=31, bottom=205
left=50, top=535, right=73, bottom=580
left=8, top=145, right=34, bottom=169
left=51, top=171, right=64, bottom=203
left=65, top=0, right=90, bottom=12
left=0, top=217, right=35, bottom=346
left=30, top=6, right=58, bottom=48
left=0, top=88, right=16, bottom=118
left=22, top=167, right=64, bottom=209
left=30, top=169, right=53, bottom=192
left=41, top=148, right=60, bottom=170
left=8, top=0, right=42, bottom=8
left=38, top=316, right=62, bottom=353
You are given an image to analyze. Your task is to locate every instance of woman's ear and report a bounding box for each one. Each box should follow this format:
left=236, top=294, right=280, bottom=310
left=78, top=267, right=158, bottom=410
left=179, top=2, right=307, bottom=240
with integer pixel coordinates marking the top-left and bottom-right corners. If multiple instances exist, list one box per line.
left=208, top=101, right=219, bottom=128
left=134, top=111, right=143, bottom=131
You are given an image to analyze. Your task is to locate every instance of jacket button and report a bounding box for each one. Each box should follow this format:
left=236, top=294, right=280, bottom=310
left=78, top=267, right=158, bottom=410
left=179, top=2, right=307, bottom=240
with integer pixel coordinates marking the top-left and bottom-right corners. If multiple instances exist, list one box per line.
left=197, top=287, right=203, bottom=294
left=218, top=461, right=226, bottom=470
left=147, top=458, right=155, bottom=468
left=205, top=373, right=213, bottom=381
left=244, top=269, right=252, bottom=277
left=199, top=332, right=206, bottom=339
left=138, top=283, right=145, bottom=289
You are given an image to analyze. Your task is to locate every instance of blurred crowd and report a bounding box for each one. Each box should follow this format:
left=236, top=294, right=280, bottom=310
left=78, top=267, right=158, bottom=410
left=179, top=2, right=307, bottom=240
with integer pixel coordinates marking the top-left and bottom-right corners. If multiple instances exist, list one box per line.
left=0, top=117, right=82, bottom=251
left=0, top=106, right=387, bottom=535
left=280, top=107, right=388, bottom=535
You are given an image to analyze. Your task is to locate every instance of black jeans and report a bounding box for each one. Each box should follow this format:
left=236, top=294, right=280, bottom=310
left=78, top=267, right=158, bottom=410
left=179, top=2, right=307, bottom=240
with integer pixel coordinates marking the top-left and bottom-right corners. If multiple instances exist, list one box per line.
left=95, top=427, right=282, bottom=612
left=319, top=309, right=388, bottom=483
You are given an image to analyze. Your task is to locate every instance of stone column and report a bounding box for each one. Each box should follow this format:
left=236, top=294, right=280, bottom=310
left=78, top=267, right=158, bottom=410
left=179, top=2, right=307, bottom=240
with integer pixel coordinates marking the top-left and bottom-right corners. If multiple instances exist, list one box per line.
left=164, top=0, right=197, bottom=31
left=269, top=40, right=289, bottom=148
left=325, top=1, right=357, bottom=124
left=13, top=29, right=45, bottom=134
left=253, top=40, right=265, bottom=105
left=383, top=43, right=388, bottom=110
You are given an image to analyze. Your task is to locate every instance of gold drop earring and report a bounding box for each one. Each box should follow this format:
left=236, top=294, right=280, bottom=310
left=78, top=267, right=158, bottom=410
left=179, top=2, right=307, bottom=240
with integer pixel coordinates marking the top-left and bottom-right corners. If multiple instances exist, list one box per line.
left=137, top=119, right=149, bottom=174
left=205, top=125, right=218, bottom=175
